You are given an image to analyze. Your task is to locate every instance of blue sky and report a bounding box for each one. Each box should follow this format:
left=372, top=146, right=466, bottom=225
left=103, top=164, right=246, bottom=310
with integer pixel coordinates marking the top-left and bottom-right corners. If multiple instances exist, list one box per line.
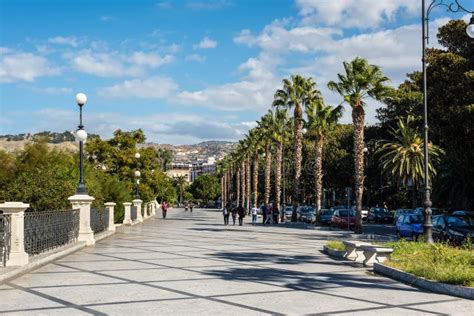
left=0, top=0, right=470, bottom=144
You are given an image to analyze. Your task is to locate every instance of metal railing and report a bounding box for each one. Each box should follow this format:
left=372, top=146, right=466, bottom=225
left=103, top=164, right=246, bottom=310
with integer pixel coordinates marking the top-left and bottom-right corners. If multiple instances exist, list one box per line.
left=24, top=209, right=80, bottom=256
left=91, top=208, right=109, bottom=234
left=131, top=205, right=137, bottom=222
left=0, top=214, right=12, bottom=267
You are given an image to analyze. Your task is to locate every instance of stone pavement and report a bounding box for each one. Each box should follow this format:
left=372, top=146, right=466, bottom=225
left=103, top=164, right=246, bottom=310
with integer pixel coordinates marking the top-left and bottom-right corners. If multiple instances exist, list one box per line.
left=1, top=209, right=473, bottom=315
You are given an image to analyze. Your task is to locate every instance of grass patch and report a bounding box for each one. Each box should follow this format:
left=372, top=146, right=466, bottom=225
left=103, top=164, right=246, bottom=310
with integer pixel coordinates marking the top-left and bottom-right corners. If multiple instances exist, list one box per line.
left=326, top=240, right=345, bottom=251
left=384, top=239, right=474, bottom=287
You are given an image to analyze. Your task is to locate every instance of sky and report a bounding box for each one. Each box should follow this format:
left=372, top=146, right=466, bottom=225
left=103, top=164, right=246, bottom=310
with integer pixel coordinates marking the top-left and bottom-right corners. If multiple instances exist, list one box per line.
left=0, top=0, right=470, bottom=144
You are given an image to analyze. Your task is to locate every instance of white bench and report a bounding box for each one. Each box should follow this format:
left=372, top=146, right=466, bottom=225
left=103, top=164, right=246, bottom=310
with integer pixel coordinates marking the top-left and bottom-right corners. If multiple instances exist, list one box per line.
left=343, top=240, right=371, bottom=262
left=360, top=245, right=394, bottom=267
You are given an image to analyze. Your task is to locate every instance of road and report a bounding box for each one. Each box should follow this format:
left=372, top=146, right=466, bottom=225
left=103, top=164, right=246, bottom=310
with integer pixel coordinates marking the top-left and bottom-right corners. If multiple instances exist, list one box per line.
left=0, top=208, right=472, bottom=315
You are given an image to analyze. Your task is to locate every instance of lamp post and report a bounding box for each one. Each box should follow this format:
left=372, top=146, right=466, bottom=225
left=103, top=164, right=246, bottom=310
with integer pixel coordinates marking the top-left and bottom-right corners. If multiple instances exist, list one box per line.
left=134, top=152, right=141, bottom=199
left=134, top=170, right=141, bottom=199
left=421, top=0, right=473, bottom=243
left=75, top=93, right=88, bottom=195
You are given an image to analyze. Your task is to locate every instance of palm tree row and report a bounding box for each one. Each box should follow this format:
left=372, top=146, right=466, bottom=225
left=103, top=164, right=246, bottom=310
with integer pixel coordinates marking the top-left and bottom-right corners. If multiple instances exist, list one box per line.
left=218, top=57, right=442, bottom=233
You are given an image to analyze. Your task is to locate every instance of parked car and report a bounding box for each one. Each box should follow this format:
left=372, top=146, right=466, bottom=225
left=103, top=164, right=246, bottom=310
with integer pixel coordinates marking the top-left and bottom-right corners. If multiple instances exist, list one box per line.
left=452, top=210, right=474, bottom=216
left=320, top=209, right=334, bottom=225
left=367, top=207, right=393, bottom=223
left=299, top=206, right=315, bottom=223
left=331, top=209, right=356, bottom=229
left=350, top=205, right=368, bottom=221
left=396, top=213, right=423, bottom=239
left=394, top=208, right=413, bottom=224
left=284, top=206, right=294, bottom=220
left=414, top=207, right=444, bottom=216
left=432, top=215, right=474, bottom=245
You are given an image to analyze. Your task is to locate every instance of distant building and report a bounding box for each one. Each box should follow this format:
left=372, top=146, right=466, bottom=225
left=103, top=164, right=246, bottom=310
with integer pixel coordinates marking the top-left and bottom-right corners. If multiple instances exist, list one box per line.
left=166, top=163, right=192, bottom=182
left=166, top=157, right=216, bottom=183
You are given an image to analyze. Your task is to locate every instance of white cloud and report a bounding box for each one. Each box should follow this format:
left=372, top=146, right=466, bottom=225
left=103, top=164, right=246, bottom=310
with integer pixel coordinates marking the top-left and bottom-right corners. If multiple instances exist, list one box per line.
left=100, top=16, right=115, bottom=22
left=185, top=54, right=206, bottom=62
left=296, top=0, right=419, bottom=29
left=0, top=50, right=59, bottom=83
left=98, top=76, right=178, bottom=99
left=68, top=50, right=174, bottom=77
left=194, top=36, right=218, bottom=49
left=129, top=51, right=174, bottom=67
left=48, top=36, right=80, bottom=47
left=33, top=87, right=73, bottom=95
left=186, top=0, right=232, bottom=10
left=156, top=1, right=172, bottom=9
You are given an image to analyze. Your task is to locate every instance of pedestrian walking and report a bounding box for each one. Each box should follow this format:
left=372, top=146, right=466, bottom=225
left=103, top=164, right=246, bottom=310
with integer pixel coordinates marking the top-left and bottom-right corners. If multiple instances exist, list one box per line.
left=162, top=200, right=168, bottom=219
left=223, top=202, right=230, bottom=225
left=265, top=203, right=274, bottom=225
left=251, top=204, right=258, bottom=225
left=231, top=205, right=237, bottom=226
left=189, top=201, right=194, bottom=212
left=261, top=203, right=268, bottom=225
left=237, top=203, right=245, bottom=226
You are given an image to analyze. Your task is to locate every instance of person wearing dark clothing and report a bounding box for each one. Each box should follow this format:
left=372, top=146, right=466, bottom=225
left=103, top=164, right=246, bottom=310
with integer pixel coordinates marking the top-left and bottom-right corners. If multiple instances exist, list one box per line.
left=273, top=205, right=279, bottom=224
left=231, top=206, right=237, bottom=226
left=261, top=203, right=268, bottom=225
left=223, top=202, right=230, bottom=225
left=237, top=203, right=245, bottom=226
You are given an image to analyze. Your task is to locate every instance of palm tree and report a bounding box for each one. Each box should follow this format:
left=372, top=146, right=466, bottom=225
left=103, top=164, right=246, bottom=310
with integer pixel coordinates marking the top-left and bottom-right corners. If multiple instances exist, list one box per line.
left=328, top=57, right=391, bottom=233
left=268, top=108, right=289, bottom=219
left=260, top=112, right=273, bottom=205
left=174, top=175, right=187, bottom=205
left=377, top=115, right=444, bottom=208
left=305, top=99, right=343, bottom=224
left=273, top=75, right=319, bottom=221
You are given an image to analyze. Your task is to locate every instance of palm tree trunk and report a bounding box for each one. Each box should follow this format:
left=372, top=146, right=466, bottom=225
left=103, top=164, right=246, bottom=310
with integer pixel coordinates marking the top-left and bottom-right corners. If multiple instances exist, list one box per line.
left=236, top=167, right=240, bottom=206
left=274, top=141, right=283, bottom=219
left=265, top=142, right=272, bottom=204
left=293, top=106, right=303, bottom=222
left=246, top=160, right=251, bottom=213
left=315, top=136, right=324, bottom=224
left=353, top=105, right=365, bottom=234
left=253, top=154, right=258, bottom=208
left=241, top=160, right=246, bottom=207
left=221, top=175, right=224, bottom=208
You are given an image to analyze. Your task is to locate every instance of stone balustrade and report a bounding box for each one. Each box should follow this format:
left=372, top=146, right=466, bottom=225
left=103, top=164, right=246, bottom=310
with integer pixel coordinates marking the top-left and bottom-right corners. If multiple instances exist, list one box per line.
left=0, top=198, right=156, bottom=267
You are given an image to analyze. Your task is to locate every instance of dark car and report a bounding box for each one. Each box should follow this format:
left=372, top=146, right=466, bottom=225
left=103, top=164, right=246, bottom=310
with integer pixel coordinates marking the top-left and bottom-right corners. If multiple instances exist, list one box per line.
left=320, top=209, right=334, bottom=225
left=368, top=207, right=393, bottom=224
left=331, top=209, right=356, bottom=229
left=284, top=206, right=294, bottom=220
left=394, top=208, right=412, bottom=224
left=298, top=206, right=315, bottom=223
left=432, top=215, right=474, bottom=245
left=396, top=213, right=423, bottom=239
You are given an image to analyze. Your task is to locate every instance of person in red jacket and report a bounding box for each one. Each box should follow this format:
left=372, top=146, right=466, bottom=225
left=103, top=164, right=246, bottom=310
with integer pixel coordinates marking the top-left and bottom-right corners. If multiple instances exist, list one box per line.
left=162, top=201, right=168, bottom=219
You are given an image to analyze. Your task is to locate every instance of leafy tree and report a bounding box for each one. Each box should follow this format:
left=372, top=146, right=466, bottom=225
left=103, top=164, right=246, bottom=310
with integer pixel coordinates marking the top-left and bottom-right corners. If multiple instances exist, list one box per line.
left=189, top=174, right=220, bottom=203
left=328, top=57, right=392, bottom=233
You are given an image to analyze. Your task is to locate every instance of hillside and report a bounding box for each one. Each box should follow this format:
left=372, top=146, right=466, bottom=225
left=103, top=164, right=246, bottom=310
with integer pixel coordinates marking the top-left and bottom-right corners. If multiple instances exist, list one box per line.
left=0, top=132, right=236, bottom=162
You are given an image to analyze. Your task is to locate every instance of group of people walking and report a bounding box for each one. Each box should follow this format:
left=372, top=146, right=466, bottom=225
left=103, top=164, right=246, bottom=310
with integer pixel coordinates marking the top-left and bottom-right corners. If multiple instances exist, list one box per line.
left=222, top=202, right=279, bottom=226
left=222, top=202, right=246, bottom=226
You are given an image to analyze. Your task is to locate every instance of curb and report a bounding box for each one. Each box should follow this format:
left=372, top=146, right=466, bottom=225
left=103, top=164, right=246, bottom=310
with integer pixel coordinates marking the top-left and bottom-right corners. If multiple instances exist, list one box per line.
left=322, top=245, right=346, bottom=259
left=374, top=263, right=474, bottom=300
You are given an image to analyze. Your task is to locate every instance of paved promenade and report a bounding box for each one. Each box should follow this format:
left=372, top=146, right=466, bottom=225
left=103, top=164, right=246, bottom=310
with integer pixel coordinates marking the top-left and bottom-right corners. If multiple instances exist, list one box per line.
left=1, top=209, right=472, bottom=315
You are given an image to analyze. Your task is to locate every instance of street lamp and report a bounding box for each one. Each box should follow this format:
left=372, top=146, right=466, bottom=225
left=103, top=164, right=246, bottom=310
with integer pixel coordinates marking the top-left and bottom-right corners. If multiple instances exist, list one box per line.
left=421, top=0, right=473, bottom=243
left=75, top=93, right=88, bottom=195
left=134, top=170, right=141, bottom=199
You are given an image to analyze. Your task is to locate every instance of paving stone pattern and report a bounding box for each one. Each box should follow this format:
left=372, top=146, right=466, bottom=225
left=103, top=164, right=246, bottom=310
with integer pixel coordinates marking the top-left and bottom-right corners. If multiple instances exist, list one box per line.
left=1, top=208, right=473, bottom=315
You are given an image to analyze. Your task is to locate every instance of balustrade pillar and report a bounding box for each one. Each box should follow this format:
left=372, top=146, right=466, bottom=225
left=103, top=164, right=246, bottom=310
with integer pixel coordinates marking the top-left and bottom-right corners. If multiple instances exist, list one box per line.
left=133, top=199, right=143, bottom=222
left=0, top=202, right=29, bottom=266
left=123, top=202, right=132, bottom=225
left=104, top=202, right=116, bottom=232
left=68, top=194, right=95, bottom=246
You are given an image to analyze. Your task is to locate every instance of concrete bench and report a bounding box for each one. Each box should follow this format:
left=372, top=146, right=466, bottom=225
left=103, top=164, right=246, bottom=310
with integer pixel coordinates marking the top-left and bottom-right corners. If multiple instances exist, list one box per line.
left=343, top=240, right=371, bottom=262
left=360, top=245, right=394, bottom=267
